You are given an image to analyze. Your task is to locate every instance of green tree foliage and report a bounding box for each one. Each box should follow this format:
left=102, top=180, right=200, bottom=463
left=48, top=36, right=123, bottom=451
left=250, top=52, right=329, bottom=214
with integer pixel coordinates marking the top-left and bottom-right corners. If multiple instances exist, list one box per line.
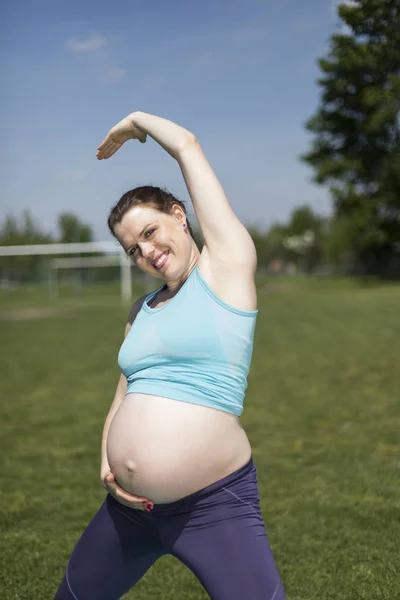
left=247, top=225, right=277, bottom=267
left=284, top=206, right=328, bottom=272
left=0, top=211, right=54, bottom=246
left=286, top=206, right=322, bottom=236
left=56, top=213, right=95, bottom=284
left=301, top=0, right=400, bottom=276
left=0, top=211, right=54, bottom=281
left=248, top=206, right=327, bottom=272
left=0, top=211, right=94, bottom=283
left=191, top=226, right=204, bottom=251
left=58, top=213, right=93, bottom=244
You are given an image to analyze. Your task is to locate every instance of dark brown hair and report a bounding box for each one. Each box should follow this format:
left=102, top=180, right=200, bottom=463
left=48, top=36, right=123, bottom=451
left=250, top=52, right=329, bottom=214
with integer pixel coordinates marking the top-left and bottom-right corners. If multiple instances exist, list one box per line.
left=107, top=186, right=194, bottom=238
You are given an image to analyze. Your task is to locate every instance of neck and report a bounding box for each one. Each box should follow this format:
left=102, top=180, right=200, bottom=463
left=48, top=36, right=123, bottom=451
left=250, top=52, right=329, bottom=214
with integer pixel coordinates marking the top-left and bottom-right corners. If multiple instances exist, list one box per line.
left=163, top=248, right=200, bottom=295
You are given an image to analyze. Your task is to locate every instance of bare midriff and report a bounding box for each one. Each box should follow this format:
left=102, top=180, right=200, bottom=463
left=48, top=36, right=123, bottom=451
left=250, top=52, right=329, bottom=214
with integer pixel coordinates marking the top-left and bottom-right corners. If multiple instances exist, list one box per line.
left=106, top=392, right=252, bottom=504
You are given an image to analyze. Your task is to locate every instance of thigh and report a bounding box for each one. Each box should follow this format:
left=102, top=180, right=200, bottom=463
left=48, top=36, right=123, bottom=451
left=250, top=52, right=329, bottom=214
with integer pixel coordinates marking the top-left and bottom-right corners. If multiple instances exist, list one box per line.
left=171, top=487, right=286, bottom=600
left=54, top=495, right=163, bottom=600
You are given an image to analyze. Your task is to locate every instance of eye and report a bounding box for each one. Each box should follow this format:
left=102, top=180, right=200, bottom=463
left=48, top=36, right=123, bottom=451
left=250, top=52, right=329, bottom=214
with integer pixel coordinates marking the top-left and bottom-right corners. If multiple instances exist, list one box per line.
left=127, top=229, right=155, bottom=257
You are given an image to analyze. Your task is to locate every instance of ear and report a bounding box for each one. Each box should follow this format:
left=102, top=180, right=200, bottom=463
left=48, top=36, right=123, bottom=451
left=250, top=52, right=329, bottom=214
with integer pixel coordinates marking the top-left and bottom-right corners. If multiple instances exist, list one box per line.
left=172, top=204, right=185, bottom=224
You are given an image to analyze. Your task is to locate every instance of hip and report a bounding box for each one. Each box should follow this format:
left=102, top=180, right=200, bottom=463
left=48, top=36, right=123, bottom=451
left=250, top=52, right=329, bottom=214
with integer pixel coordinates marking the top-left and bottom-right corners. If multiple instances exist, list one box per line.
left=108, top=454, right=260, bottom=521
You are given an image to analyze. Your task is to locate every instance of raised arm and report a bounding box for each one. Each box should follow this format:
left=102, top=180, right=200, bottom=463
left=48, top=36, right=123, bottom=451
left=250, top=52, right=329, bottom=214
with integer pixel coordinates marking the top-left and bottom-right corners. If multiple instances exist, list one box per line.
left=97, top=111, right=257, bottom=273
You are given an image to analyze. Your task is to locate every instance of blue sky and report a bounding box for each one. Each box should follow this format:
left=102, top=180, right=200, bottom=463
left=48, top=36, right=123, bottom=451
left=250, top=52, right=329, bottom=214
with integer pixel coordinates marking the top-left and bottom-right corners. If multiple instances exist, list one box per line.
left=1, top=0, right=346, bottom=241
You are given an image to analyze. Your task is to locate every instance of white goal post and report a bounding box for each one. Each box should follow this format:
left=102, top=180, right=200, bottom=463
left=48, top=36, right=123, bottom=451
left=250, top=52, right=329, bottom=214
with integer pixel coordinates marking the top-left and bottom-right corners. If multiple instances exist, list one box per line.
left=48, top=255, right=124, bottom=300
left=0, top=241, right=136, bottom=302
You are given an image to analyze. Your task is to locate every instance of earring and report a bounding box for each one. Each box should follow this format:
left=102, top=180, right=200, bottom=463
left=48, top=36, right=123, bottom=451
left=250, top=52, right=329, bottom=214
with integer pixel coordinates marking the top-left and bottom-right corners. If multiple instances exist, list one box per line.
left=183, top=223, right=186, bottom=228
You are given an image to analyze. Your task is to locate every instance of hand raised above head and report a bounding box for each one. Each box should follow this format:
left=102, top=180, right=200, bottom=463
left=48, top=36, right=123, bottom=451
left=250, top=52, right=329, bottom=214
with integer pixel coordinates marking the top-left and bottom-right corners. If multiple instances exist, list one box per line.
left=96, top=114, right=147, bottom=160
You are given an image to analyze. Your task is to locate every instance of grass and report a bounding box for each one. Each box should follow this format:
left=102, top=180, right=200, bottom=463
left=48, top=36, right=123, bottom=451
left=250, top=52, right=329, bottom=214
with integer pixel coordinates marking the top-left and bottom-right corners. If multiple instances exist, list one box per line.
left=0, top=280, right=152, bottom=310
left=1, top=279, right=399, bottom=599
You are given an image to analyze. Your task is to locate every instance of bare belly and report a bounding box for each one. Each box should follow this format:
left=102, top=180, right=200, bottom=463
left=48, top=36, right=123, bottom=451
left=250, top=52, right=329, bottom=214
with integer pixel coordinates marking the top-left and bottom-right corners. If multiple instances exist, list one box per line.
left=106, top=393, right=252, bottom=503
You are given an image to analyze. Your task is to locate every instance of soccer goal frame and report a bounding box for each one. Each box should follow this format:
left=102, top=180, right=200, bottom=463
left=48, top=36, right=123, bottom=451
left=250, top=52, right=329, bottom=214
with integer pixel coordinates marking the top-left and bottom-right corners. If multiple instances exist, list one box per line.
left=0, top=241, right=135, bottom=302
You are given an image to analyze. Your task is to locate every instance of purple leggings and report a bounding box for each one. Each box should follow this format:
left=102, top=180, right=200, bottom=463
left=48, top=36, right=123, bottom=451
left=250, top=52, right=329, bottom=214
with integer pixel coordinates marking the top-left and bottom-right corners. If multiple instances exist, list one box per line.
left=54, top=456, right=286, bottom=599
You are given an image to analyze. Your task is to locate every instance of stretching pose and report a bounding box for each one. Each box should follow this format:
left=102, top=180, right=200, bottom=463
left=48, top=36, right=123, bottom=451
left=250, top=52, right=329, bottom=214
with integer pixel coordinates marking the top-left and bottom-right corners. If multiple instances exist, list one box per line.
left=54, top=112, right=286, bottom=599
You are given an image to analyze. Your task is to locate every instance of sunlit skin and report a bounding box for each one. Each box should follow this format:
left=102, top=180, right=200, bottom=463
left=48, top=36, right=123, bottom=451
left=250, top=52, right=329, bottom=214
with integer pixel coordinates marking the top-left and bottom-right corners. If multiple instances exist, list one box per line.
left=114, top=204, right=201, bottom=298
left=97, top=112, right=257, bottom=511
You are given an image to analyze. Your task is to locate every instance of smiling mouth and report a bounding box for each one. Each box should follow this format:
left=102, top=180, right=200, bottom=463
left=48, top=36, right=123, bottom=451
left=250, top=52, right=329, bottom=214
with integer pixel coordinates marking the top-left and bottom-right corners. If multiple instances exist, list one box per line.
left=152, top=251, right=169, bottom=270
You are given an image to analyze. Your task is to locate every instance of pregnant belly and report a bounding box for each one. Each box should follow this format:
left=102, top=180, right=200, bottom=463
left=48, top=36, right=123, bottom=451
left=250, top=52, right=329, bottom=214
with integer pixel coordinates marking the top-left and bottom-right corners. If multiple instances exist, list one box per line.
left=106, top=393, right=251, bottom=503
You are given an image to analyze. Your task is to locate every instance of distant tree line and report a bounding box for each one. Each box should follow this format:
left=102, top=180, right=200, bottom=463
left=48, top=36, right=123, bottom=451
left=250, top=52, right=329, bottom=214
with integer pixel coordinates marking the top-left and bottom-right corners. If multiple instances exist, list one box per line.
left=1, top=203, right=397, bottom=283
left=1, top=1, right=399, bottom=281
left=0, top=211, right=94, bottom=282
left=0, top=206, right=325, bottom=282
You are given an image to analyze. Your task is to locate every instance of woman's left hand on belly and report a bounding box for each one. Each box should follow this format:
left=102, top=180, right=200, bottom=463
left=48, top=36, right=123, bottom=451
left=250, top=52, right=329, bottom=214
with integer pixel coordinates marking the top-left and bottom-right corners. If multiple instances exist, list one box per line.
left=103, top=472, right=154, bottom=512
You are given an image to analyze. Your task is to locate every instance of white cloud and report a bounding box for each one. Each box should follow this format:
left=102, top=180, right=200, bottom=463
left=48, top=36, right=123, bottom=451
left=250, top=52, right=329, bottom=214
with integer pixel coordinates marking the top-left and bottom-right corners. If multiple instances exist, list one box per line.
left=66, top=33, right=108, bottom=53
left=65, top=32, right=127, bottom=83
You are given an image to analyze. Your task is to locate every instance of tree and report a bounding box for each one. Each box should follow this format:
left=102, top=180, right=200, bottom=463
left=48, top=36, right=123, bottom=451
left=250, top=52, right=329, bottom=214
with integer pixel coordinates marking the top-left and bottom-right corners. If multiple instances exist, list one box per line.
left=58, top=213, right=93, bottom=244
left=284, top=206, right=327, bottom=272
left=301, top=0, right=400, bottom=277
left=247, top=207, right=329, bottom=273
left=0, top=210, right=54, bottom=281
left=0, top=210, right=54, bottom=246
left=0, top=211, right=94, bottom=282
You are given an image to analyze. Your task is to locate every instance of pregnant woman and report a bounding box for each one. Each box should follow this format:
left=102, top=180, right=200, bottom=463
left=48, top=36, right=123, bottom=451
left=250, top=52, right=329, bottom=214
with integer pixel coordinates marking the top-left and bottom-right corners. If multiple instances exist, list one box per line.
left=54, top=111, right=286, bottom=600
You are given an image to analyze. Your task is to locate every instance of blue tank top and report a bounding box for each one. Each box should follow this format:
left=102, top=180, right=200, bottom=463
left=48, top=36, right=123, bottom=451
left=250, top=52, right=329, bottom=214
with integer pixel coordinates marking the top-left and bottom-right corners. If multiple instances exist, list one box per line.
left=118, top=264, right=258, bottom=416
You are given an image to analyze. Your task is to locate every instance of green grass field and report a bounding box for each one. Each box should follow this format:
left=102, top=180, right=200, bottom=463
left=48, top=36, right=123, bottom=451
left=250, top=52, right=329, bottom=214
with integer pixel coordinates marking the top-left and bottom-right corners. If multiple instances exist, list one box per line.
left=1, top=279, right=399, bottom=599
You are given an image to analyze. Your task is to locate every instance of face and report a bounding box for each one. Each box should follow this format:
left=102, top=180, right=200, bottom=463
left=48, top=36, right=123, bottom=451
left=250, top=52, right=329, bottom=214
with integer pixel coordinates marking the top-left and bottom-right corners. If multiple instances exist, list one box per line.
left=114, top=204, right=190, bottom=280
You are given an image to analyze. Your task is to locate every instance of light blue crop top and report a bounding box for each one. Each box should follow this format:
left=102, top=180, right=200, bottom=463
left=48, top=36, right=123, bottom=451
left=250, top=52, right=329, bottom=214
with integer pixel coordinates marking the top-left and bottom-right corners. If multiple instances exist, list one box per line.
left=118, top=265, right=258, bottom=416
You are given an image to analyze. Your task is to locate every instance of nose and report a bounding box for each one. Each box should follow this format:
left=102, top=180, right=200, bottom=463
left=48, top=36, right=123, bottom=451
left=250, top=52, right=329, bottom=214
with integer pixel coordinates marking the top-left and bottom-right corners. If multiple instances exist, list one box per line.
left=139, top=243, right=155, bottom=260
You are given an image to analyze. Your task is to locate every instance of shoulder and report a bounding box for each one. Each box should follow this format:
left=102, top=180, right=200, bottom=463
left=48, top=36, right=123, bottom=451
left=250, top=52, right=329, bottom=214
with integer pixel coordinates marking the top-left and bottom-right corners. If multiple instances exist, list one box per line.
left=197, top=248, right=257, bottom=312
left=127, top=293, right=148, bottom=324
left=124, top=293, right=148, bottom=336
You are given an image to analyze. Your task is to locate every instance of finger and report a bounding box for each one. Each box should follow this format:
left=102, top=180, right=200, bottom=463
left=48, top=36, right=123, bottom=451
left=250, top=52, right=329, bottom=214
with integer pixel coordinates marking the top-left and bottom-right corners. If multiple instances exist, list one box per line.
left=115, top=486, right=152, bottom=504
left=115, top=487, right=143, bottom=502
left=103, top=480, right=114, bottom=493
left=102, top=141, right=121, bottom=157
left=102, top=138, right=116, bottom=151
left=109, top=488, right=153, bottom=511
left=97, top=146, right=116, bottom=160
left=115, top=496, right=149, bottom=511
left=100, top=149, right=116, bottom=160
left=97, top=134, right=119, bottom=153
left=97, top=141, right=114, bottom=156
left=103, top=475, right=117, bottom=490
left=107, top=488, right=147, bottom=510
left=113, top=481, right=142, bottom=497
left=97, top=135, right=111, bottom=150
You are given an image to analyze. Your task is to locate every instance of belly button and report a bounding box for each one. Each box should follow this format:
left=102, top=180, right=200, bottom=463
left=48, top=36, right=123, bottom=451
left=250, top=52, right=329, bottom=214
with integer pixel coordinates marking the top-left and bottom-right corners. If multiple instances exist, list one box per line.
left=126, top=460, right=136, bottom=473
